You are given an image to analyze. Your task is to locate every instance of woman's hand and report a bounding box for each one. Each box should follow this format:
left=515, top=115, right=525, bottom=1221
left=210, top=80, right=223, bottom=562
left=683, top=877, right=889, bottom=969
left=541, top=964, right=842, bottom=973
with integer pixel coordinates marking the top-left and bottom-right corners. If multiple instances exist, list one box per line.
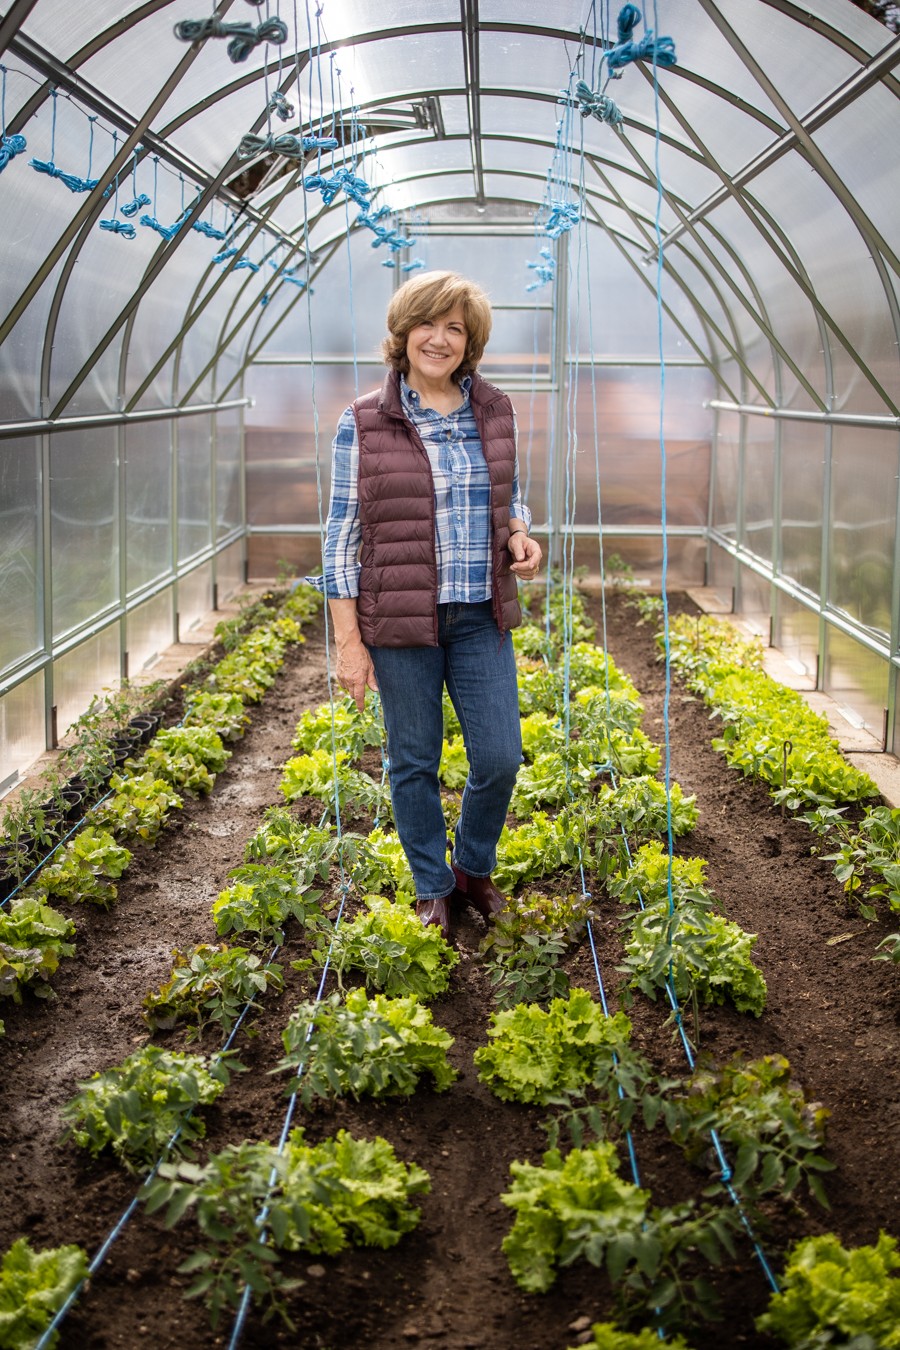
left=508, top=529, right=542, bottom=581
left=328, top=597, right=378, bottom=711
left=336, top=638, right=378, bottom=712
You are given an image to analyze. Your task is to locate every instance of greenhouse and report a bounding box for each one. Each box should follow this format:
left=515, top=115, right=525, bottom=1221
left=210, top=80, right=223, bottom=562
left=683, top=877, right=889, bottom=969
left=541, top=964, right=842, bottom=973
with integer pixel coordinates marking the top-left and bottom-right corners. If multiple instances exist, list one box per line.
left=1, top=1, right=900, bottom=1347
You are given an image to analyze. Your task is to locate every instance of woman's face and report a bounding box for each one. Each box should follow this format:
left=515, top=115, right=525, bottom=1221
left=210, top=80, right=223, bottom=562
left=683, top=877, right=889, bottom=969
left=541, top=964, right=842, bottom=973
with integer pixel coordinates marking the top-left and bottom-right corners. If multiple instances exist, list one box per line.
left=405, top=303, right=468, bottom=389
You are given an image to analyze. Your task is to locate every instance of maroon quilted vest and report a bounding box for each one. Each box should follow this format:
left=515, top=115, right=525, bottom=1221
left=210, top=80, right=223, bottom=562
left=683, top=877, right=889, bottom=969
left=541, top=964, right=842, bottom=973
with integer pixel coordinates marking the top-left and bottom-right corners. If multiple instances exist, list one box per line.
left=352, top=369, right=522, bottom=648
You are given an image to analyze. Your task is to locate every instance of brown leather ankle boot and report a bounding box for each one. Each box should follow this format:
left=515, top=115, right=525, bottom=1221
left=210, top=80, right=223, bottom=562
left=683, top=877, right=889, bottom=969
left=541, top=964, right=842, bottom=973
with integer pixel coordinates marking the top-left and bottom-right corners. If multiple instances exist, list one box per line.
left=451, top=865, right=507, bottom=920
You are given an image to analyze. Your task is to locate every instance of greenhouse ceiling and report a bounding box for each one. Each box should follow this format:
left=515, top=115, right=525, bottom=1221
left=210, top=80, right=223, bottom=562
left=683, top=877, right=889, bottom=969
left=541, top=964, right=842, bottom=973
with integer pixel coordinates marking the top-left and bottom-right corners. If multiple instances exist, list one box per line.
left=1, top=0, right=899, bottom=423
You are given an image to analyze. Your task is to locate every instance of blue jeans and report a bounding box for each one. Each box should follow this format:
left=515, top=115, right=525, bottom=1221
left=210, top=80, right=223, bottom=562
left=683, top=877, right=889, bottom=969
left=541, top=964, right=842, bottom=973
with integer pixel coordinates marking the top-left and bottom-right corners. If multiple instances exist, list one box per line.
left=368, top=601, right=522, bottom=900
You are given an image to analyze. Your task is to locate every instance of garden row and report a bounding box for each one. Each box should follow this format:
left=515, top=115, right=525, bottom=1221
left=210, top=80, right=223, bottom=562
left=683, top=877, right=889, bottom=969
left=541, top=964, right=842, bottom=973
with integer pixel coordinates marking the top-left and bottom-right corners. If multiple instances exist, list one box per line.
left=3, top=583, right=899, bottom=1348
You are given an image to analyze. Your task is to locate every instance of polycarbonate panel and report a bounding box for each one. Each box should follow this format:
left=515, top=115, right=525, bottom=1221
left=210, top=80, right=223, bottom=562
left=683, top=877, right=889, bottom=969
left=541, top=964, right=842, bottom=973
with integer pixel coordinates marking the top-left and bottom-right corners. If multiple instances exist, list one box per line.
left=743, top=415, right=775, bottom=563
left=20, top=1, right=148, bottom=62
left=735, top=563, right=770, bottom=638
left=774, top=592, right=819, bottom=681
left=177, top=415, right=212, bottom=562
left=126, top=589, right=174, bottom=677
left=254, top=235, right=393, bottom=360
left=824, top=626, right=889, bottom=738
left=570, top=231, right=705, bottom=359
left=178, top=561, right=212, bottom=635
left=722, top=0, right=880, bottom=115
left=0, top=672, right=45, bottom=794
left=50, top=427, right=119, bottom=639
left=574, top=534, right=705, bottom=590
left=570, top=366, right=712, bottom=529
left=125, top=420, right=173, bottom=596
left=0, top=437, right=41, bottom=672
left=707, top=538, right=736, bottom=601
left=656, top=246, right=739, bottom=374
left=478, top=310, right=551, bottom=383
left=54, top=627, right=120, bottom=745
left=216, top=540, right=244, bottom=604
left=711, top=412, right=739, bottom=538
left=216, top=409, right=242, bottom=537
left=780, top=419, right=824, bottom=596
left=829, top=426, right=898, bottom=637
left=335, top=32, right=464, bottom=109
left=714, top=168, right=828, bottom=410
left=123, top=167, right=235, bottom=406
left=515, top=389, right=550, bottom=523
left=245, top=363, right=384, bottom=528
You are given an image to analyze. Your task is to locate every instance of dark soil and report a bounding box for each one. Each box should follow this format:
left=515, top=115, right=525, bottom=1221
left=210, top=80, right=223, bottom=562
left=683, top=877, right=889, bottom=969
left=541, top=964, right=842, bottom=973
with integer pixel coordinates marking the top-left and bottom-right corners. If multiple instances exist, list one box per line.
left=2, top=592, right=899, bottom=1350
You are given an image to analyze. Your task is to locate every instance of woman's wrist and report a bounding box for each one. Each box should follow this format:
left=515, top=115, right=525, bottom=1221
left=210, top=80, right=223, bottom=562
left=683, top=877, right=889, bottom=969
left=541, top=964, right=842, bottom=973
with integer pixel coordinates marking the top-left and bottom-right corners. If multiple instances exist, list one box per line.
left=509, top=527, right=528, bottom=537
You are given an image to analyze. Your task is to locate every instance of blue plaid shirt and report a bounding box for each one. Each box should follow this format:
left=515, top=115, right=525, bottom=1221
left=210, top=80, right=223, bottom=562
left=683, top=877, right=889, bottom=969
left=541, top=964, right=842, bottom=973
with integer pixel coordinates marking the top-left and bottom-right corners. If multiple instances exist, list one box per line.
left=309, top=374, right=530, bottom=602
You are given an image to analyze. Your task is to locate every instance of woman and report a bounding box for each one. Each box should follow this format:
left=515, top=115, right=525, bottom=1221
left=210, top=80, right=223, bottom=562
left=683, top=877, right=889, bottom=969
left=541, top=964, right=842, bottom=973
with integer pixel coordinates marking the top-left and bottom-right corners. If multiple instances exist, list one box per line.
left=314, top=270, right=542, bottom=940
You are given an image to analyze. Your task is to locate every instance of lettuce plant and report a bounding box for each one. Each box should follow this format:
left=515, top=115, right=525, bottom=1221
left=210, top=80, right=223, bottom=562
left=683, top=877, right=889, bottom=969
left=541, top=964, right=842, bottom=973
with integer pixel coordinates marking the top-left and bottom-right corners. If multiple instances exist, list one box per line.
left=275, top=987, right=457, bottom=1102
left=756, top=1231, right=900, bottom=1348
left=0, top=897, right=75, bottom=1001
left=33, top=827, right=131, bottom=908
left=315, top=894, right=459, bottom=1000
left=60, top=1045, right=239, bottom=1171
left=145, top=1128, right=429, bottom=1328
left=91, top=771, right=182, bottom=843
left=0, top=1237, right=89, bottom=1350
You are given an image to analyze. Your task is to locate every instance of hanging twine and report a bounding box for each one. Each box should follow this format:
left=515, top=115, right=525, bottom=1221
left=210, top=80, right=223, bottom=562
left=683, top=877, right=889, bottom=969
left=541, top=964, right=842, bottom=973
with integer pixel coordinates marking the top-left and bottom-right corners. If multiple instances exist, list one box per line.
left=303, top=165, right=371, bottom=207
left=0, top=65, right=26, bottom=173
left=30, top=157, right=99, bottom=192
left=605, top=4, right=676, bottom=75
left=567, top=79, right=623, bottom=128
left=401, top=258, right=425, bottom=272
left=212, top=245, right=238, bottom=264
left=236, top=130, right=338, bottom=160
left=233, top=257, right=260, bottom=272
left=267, top=90, right=294, bottom=122
left=173, top=15, right=288, bottom=64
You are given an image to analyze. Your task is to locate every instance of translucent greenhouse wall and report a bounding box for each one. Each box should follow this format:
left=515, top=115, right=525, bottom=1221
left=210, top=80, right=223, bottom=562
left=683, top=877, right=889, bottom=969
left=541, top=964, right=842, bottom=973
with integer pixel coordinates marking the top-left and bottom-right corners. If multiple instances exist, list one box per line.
left=243, top=222, right=714, bottom=587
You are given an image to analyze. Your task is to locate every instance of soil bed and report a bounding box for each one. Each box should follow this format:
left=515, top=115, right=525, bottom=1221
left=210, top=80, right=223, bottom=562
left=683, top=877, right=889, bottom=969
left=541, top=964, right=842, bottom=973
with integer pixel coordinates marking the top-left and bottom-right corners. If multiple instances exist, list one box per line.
left=2, top=592, right=899, bottom=1349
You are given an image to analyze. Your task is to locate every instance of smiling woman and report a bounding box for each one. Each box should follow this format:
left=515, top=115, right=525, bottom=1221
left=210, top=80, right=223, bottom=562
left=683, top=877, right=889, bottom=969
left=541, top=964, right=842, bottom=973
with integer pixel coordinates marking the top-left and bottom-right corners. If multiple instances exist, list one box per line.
left=309, top=269, right=542, bottom=941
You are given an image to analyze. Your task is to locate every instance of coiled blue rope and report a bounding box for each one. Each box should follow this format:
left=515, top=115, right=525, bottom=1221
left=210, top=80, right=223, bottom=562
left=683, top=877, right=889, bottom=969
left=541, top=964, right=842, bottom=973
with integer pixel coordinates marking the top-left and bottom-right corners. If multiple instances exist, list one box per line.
left=267, top=89, right=294, bottom=122
left=99, top=218, right=135, bottom=239
left=139, top=208, right=189, bottom=241
left=192, top=217, right=227, bottom=239
left=605, top=3, right=676, bottom=75
left=0, top=132, right=26, bottom=173
left=119, top=191, right=150, bottom=217
left=173, top=15, right=288, bottom=64
left=567, top=79, right=623, bottom=127
left=526, top=245, right=555, bottom=291
left=237, top=130, right=338, bottom=160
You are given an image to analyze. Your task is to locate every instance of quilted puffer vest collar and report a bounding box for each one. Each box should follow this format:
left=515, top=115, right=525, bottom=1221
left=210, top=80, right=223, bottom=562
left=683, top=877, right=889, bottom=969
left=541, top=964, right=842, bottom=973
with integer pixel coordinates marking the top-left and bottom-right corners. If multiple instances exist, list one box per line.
left=352, top=369, right=522, bottom=648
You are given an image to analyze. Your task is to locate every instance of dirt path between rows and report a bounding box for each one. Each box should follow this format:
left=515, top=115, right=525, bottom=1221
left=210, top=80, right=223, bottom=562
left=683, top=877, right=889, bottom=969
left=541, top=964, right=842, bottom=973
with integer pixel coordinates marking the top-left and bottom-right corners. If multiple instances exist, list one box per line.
left=1, top=592, right=898, bottom=1350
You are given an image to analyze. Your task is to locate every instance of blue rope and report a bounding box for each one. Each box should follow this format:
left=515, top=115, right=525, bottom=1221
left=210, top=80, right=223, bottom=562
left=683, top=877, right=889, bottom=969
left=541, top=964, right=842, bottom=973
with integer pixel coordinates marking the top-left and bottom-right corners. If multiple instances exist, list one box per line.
left=604, top=3, right=676, bottom=77
left=237, top=130, right=338, bottom=160
left=173, top=15, right=288, bottom=64
left=0, top=64, right=26, bottom=174
left=267, top=89, right=294, bottom=122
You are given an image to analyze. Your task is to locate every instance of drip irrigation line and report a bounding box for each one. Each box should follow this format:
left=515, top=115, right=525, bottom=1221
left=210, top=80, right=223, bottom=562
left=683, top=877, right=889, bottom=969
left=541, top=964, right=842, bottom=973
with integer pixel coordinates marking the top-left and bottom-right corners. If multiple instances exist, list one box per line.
left=33, top=925, right=286, bottom=1350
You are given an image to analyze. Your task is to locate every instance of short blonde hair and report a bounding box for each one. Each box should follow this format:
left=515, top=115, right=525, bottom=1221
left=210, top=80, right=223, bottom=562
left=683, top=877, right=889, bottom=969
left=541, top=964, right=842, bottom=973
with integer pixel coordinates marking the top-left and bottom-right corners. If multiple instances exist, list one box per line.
left=382, top=270, right=492, bottom=381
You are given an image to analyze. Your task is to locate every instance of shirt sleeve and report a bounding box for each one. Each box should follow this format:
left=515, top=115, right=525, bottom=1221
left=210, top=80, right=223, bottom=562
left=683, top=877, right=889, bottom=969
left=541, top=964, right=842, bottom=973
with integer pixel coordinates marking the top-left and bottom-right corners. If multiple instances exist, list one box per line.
left=509, top=408, right=532, bottom=531
left=304, top=407, right=362, bottom=598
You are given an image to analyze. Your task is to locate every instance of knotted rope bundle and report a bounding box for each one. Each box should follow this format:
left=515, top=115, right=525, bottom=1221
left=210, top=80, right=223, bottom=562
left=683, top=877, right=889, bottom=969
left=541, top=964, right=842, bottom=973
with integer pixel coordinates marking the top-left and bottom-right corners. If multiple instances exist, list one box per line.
left=544, top=200, right=580, bottom=238
left=139, top=208, right=189, bottom=241
left=0, top=132, right=26, bottom=174
left=567, top=79, right=623, bottom=127
left=267, top=90, right=294, bottom=122
left=99, top=217, right=136, bottom=239
left=120, top=192, right=151, bottom=217
left=304, top=165, right=371, bottom=206
left=526, top=246, right=555, bottom=291
left=237, top=130, right=338, bottom=160
left=29, top=158, right=99, bottom=193
left=212, top=246, right=238, bottom=264
left=192, top=218, right=227, bottom=239
left=173, top=15, right=288, bottom=64
left=605, top=3, right=676, bottom=74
